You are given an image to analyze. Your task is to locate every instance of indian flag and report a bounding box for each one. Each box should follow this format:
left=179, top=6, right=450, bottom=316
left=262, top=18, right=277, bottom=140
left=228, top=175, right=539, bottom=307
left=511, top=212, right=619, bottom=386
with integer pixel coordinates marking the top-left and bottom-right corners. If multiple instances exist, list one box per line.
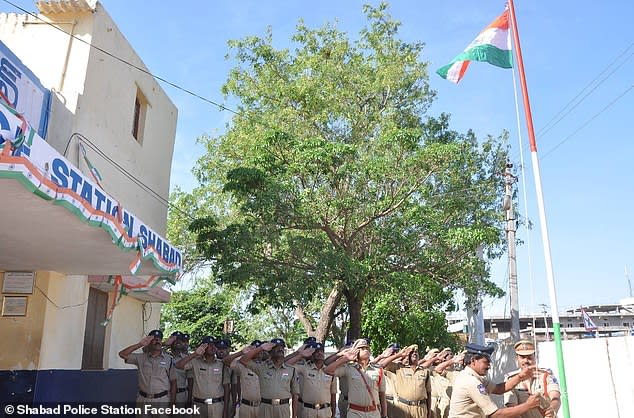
left=437, top=9, right=513, bottom=83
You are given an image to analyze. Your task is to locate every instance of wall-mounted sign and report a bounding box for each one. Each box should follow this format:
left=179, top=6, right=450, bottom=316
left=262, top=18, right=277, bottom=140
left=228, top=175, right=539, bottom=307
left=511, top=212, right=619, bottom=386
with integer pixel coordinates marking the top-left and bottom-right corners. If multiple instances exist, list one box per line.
left=2, top=296, right=28, bottom=316
left=2, top=271, right=34, bottom=294
left=0, top=40, right=50, bottom=139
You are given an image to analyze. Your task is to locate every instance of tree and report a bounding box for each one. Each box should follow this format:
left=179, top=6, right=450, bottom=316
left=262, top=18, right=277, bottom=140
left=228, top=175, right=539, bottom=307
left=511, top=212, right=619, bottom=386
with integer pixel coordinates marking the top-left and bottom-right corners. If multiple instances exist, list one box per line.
left=189, top=2, right=508, bottom=343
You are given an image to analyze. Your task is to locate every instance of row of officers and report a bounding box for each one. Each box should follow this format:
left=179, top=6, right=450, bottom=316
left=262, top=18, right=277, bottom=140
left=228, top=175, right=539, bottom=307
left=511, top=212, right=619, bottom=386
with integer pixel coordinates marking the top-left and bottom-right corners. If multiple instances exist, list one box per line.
left=119, top=331, right=561, bottom=418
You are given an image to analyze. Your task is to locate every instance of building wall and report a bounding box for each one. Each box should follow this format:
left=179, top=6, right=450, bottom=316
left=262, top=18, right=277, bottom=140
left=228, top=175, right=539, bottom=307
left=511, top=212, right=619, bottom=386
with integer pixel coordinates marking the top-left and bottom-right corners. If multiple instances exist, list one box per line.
left=0, top=3, right=177, bottom=235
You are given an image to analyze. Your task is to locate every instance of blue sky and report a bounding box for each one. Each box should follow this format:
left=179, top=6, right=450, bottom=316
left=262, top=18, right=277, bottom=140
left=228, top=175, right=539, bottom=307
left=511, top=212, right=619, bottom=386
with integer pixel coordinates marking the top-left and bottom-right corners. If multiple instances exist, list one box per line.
left=4, top=1, right=633, bottom=316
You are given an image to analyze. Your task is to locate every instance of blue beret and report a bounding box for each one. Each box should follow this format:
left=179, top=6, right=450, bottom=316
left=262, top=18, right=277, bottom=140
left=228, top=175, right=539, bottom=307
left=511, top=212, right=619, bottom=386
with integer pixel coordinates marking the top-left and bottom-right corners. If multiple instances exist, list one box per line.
left=250, top=339, right=263, bottom=347
left=170, top=331, right=183, bottom=338
left=304, top=336, right=317, bottom=344
left=389, top=343, right=401, bottom=350
left=215, top=338, right=231, bottom=349
left=465, top=343, right=495, bottom=357
left=201, top=336, right=216, bottom=345
left=181, top=333, right=190, bottom=341
left=148, top=329, right=163, bottom=338
left=312, top=342, right=325, bottom=351
left=271, top=338, right=286, bottom=347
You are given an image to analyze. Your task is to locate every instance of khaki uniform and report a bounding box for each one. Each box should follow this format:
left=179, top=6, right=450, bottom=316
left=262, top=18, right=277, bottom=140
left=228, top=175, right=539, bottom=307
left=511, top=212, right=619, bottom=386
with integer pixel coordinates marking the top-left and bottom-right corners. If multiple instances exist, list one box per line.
left=334, top=363, right=385, bottom=418
left=504, top=369, right=560, bottom=418
left=386, top=363, right=430, bottom=418
left=232, top=360, right=262, bottom=418
left=245, top=359, right=298, bottom=418
left=126, top=351, right=176, bottom=418
left=383, top=369, right=397, bottom=418
left=338, top=374, right=349, bottom=418
left=448, top=367, right=498, bottom=418
left=170, top=352, right=190, bottom=407
left=295, top=361, right=336, bottom=418
left=184, top=357, right=230, bottom=418
left=430, top=370, right=456, bottom=418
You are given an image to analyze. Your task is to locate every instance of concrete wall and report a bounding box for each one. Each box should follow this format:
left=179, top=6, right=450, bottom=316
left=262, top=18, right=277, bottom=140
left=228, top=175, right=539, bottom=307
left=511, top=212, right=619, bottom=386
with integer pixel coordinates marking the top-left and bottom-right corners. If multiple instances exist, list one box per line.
left=0, top=3, right=177, bottom=235
left=539, top=337, right=634, bottom=418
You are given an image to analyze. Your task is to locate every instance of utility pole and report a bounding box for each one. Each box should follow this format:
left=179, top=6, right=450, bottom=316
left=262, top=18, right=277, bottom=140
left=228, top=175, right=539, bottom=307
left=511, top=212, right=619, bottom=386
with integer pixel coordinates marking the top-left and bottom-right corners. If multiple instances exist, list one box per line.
left=466, top=246, right=486, bottom=345
left=504, top=162, right=520, bottom=342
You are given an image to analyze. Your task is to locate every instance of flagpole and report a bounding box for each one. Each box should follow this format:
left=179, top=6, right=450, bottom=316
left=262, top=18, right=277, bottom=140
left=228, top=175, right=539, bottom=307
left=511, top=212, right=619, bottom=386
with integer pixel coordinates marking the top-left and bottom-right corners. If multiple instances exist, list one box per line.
left=507, top=1, right=570, bottom=417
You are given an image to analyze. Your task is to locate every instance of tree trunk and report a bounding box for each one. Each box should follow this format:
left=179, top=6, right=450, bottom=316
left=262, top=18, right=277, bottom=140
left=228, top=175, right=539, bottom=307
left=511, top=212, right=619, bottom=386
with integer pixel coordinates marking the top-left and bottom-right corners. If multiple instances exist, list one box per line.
left=344, top=289, right=364, bottom=341
left=294, top=302, right=315, bottom=336
left=314, top=287, right=342, bottom=341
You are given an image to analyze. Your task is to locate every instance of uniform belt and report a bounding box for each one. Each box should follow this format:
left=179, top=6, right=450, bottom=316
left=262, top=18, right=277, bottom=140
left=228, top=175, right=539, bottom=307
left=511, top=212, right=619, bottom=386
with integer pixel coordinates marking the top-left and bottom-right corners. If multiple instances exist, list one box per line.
left=385, top=395, right=394, bottom=401
left=139, top=390, right=168, bottom=399
left=176, top=387, right=188, bottom=393
left=261, top=398, right=290, bottom=405
left=241, top=399, right=261, bottom=407
left=194, top=396, right=224, bottom=404
left=299, top=398, right=331, bottom=410
left=349, top=403, right=377, bottom=412
left=398, top=397, right=426, bottom=406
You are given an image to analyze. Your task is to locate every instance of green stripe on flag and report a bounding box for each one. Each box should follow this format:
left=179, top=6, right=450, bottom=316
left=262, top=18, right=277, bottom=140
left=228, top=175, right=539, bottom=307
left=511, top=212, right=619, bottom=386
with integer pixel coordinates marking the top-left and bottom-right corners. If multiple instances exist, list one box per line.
left=437, top=44, right=513, bottom=79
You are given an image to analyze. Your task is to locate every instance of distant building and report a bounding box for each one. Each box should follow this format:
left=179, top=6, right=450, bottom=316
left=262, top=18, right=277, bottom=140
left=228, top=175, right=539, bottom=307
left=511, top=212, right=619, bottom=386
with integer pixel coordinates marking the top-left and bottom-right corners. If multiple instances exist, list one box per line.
left=1, top=0, right=180, bottom=405
left=447, top=298, right=634, bottom=342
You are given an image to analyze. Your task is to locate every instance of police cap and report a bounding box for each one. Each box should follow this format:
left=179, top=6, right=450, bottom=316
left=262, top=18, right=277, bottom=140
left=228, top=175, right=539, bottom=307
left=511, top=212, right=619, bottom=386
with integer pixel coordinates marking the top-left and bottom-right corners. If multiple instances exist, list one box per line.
left=465, top=343, right=495, bottom=358
left=148, top=329, right=163, bottom=339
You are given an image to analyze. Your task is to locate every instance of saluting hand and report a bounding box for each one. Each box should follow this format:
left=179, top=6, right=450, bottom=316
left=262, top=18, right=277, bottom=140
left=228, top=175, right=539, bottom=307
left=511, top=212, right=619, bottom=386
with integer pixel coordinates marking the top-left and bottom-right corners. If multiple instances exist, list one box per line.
left=195, top=343, right=208, bottom=356
left=139, top=336, right=154, bottom=347
left=341, top=348, right=359, bottom=361
left=164, top=336, right=177, bottom=346
left=260, top=342, right=276, bottom=352
left=299, top=347, right=316, bottom=358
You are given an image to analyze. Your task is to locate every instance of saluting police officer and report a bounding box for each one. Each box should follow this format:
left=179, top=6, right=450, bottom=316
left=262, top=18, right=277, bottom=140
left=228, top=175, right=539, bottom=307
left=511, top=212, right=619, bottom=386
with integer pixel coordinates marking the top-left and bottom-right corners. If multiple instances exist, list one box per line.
left=324, top=338, right=387, bottom=418
left=448, top=343, right=540, bottom=418
left=223, top=340, right=266, bottom=418
left=164, top=331, right=191, bottom=411
left=240, top=337, right=299, bottom=418
left=504, top=340, right=561, bottom=418
left=176, top=336, right=231, bottom=418
left=287, top=342, right=336, bottom=418
left=118, top=329, right=177, bottom=418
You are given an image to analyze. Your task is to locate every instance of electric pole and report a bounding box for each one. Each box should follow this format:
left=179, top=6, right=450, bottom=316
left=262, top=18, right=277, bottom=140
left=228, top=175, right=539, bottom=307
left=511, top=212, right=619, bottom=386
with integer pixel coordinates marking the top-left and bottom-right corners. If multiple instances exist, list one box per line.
left=504, top=163, right=520, bottom=342
left=626, top=265, right=633, bottom=298
left=466, top=246, right=486, bottom=345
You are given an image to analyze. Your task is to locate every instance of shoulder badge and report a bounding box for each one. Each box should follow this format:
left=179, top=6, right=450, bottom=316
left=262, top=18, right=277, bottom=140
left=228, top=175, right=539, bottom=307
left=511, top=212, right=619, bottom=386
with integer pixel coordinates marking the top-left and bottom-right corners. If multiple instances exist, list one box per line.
left=477, top=383, right=487, bottom=394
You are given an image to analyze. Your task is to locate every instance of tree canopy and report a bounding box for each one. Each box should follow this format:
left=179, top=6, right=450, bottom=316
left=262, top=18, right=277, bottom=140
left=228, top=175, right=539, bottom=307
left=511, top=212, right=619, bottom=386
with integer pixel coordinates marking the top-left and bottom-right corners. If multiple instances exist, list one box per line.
left=184, top=2, right=508, bottom=344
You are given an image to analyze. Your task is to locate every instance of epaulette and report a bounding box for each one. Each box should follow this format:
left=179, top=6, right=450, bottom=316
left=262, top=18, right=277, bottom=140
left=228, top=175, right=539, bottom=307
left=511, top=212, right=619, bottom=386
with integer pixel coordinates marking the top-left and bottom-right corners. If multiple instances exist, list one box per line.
left=505, top=369, right=521, bottom=379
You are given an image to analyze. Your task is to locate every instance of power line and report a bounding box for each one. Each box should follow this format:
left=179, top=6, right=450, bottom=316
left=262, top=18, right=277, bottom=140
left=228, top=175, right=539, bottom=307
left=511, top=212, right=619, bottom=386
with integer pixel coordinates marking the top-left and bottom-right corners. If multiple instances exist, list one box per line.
left=537, top=42, right=634, bottom=138
left=541, top=84, right=634, bottom=160
left=0, top=0, right=239, bottom=115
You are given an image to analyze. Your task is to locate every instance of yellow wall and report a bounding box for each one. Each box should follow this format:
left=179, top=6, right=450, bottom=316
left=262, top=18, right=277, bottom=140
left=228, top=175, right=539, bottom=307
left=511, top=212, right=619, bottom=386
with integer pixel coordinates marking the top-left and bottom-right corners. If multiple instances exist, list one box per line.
left=0, top=271, right=49, bottom=370
left=108, top=298, right=162, bottom=369
left=39, top=274, right=90, bottom=369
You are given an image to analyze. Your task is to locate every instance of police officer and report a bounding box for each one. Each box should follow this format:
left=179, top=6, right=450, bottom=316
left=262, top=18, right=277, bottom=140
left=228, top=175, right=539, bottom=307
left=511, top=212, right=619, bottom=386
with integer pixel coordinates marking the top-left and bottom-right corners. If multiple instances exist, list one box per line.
left=430, top=350, right=465, bottom=418
left=324, top=338, right=387, bottom=418
left=165, top=331, right=191, bottom=411
left=223, top=340, right=265, bottom=418
left=324, top=343, right=352, bottom=418
left=504, top=341, right=561, bottom=418
left=118, top=329, right=177, bottom=418
left=216, top=339, right=238, bottom=418
left=287, top=342, right=336, bottom=418
left=374, top=344, right=401, bottom=418
left=379, top=345, right=431, bottom=418
left=448, top=343, right=540, bottom=418
left=175, top=336, right=231, bottom=418
left=240, top=337, right=299, bottom=418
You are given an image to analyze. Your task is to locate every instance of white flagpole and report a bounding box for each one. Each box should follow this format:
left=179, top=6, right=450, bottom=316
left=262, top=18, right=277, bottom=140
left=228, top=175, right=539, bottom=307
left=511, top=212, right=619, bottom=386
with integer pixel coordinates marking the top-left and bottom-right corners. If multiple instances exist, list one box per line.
left=507, top=1, right=570, bottom=417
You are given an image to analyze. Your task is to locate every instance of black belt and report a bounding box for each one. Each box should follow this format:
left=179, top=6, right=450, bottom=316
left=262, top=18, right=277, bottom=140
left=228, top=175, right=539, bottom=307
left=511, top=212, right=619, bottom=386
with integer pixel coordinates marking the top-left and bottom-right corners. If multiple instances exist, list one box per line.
left=241, top=399, right=261, bottom=407
left=261, top=398, right=290, bottom=405
left=386, top=395, right=394, bottom=401
left=176, top=387, right=188, bottom=393
left=139, top=390, right=168, bottom=399
left=194, top=396, right=224, bottom=404
left=398, top=397, right=426, bottom=406
left=299, top=398, right=331, bottom=410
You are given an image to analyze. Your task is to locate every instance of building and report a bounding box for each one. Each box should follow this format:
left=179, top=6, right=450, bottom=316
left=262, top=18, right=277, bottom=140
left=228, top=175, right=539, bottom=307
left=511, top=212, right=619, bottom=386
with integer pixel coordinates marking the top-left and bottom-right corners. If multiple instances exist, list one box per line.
left=447, top=298, right=634, bottom=342
left=0, top=0, right=181, bottom=404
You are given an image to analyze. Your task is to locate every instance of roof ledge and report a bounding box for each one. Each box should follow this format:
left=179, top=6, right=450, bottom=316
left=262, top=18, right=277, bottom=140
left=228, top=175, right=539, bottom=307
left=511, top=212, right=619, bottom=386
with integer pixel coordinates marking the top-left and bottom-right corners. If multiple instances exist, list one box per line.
left=36, top=0, right=96, bottom=15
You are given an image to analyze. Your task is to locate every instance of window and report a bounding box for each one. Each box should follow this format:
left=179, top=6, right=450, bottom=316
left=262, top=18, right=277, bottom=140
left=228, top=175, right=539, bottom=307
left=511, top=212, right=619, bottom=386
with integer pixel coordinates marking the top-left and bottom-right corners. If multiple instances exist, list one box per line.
left=603, top=322, right=610, bottom=327
left=81, top=287, right=108, bottom=369
left=567, top=323, right=573, bottom=328
left=624, top=322, right=630, bottom=327
left=132, top=87, right=148, bottom=143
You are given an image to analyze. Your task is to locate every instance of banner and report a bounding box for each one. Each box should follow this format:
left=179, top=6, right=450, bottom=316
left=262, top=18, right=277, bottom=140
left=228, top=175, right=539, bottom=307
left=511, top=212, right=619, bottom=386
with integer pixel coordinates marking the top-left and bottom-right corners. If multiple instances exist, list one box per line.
left=0, top=102, right=182, bottom=274
left=0, top=40, right=50, bottom=138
